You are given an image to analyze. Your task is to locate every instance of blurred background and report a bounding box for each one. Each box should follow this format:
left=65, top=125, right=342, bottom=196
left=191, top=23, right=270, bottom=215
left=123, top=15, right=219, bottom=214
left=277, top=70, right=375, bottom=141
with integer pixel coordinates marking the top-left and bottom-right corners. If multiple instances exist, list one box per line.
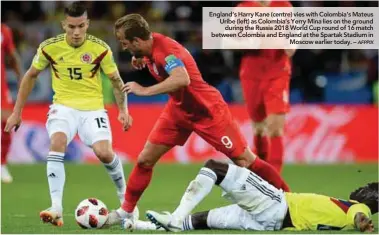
left=2, top=1, right=378, bottom=104
left=1, top=1, right=378, bottom=164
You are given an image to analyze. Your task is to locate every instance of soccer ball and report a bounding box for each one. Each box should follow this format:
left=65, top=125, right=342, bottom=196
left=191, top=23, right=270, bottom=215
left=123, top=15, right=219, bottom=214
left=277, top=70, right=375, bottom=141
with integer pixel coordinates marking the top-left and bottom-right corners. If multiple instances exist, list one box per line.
left=75, top=198, right=109, bottom=229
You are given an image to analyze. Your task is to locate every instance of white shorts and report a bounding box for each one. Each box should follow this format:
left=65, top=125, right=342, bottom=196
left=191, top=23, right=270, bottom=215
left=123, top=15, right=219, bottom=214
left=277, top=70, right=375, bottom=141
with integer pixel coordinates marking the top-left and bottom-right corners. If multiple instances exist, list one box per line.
left=46, top=104, right=112, bottom=146
left=207, top=164, right=288, bottom=231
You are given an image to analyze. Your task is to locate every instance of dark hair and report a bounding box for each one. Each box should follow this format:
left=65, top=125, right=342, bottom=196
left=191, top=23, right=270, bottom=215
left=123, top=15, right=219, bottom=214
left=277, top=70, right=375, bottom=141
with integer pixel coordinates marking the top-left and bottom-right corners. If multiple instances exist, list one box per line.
left=114, top=14, right=151, bottom=41
left=350, top=182, right=378, bottom=214
left=64, top=1, right=87, bottom=17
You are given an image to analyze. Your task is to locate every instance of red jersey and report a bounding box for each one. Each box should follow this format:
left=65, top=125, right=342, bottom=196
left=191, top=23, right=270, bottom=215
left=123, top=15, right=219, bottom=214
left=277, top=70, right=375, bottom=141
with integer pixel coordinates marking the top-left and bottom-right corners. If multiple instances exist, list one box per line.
left=238, top=1, right=292, bottom=78
left=1, top=24, right=16, bottom=108
left=144, top=33, right=226, bottom=117
left=1, top=24, right=15, bottom=78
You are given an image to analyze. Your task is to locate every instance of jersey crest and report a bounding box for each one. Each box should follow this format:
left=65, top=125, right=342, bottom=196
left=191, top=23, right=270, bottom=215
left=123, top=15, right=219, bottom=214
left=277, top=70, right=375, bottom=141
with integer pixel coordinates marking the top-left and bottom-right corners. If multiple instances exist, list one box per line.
left=81, top=53, right=92, bottom=64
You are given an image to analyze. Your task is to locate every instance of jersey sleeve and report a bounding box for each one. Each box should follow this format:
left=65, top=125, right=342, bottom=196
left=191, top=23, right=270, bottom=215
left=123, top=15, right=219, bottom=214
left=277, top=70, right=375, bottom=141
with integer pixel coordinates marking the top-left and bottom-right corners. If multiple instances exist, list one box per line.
left=156, top=45, right=185, bottom=75
left=100, top=49, right=118, bottom=75
left=346, top=203, right=372, bottom=227
left=32, top=46, right=50, bottom=71
left=3, top=25, right=16, bottom=55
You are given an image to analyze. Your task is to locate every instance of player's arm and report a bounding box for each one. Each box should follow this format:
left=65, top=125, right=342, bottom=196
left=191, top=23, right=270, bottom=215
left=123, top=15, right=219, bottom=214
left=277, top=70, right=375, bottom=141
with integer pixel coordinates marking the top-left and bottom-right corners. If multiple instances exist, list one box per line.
left=100, top=49, right=127, bottom=111
left=101, top=48, right=132, bottom=131
left=145, top=66, right=190, bottom=96
left=4, top=66, right=42, bottom=132
left=12, top=66, right=41, bottom=114
left=108, top=71, right=133, bottom=131
left=123, top=66, right=190, bottom=96
left=123, top=54, right=190, bottom=96
left=4, top=45, right=49, bottom=132
left=107, top=70, right=126, bottom=112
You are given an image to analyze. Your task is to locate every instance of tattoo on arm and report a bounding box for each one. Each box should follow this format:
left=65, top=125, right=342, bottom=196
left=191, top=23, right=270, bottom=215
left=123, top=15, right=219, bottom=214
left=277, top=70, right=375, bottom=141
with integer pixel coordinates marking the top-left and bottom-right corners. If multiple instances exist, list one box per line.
left=109, top=73, right=126, bottom=111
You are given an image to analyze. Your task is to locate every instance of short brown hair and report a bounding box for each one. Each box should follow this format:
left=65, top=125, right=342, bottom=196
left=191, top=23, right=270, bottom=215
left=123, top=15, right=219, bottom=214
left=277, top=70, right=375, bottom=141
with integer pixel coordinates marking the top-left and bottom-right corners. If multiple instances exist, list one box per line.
left=114, top=14, right=151, bottom=41
left=64, top=1, right=87, bottom=17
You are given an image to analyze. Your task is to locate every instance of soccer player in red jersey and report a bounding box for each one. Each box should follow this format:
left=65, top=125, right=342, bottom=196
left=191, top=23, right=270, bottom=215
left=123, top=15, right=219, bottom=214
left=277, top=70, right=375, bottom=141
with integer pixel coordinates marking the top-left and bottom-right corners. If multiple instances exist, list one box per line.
left=106, top=13, right=290, bottom=227
left=1, top=23, right=22, bottom=183
left=237, top=1, right=296, bottom=173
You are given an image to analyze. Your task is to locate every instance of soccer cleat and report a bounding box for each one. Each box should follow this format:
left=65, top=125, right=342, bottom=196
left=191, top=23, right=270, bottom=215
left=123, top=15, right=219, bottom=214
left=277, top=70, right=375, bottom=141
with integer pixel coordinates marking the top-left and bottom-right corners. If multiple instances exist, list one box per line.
left=105, top=206, right=139, bottom=227
left=1, top=165, right=13, bottom=183
left=146, top=210, right=182, bottom=232
left=129, top=219, right=165, bottom=231
left=39, top=208, right=63, bottom=227
left=104, top=210, right=122, bottom=227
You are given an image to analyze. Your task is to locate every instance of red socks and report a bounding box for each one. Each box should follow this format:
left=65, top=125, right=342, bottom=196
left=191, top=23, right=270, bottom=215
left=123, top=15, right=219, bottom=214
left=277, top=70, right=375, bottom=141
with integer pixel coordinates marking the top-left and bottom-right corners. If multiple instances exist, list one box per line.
left=249, top=157, right=290, bottom=192
left=268, top=136, right=284, bottom=173
left=253, top=135, right=270, bottom=161
left=1, top=122, right=11, bottom=165
left=122, top=164, right=153, bottom=213
left=254, top=135, right=284, bottom=173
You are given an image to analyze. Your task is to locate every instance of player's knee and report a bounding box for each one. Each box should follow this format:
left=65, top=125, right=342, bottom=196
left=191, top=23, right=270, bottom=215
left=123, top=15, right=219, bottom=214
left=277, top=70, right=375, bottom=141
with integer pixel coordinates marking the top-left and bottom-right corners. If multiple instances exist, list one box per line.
left=93, top=140, right=114, bottom=163
left=49, top=132, right=67, bottom=153
left=266, top=114, right=285, bottom=137
left=253, top=121, right=266, bottom=136
left=266, top=118, right=284, bottom=137
left=94, top=148, right=114, bottom=163
left=136, top=150, right=156, bottom=168
left=267, top=123, right=284, bottom=136
left=204, top=159, right=228, bottom=185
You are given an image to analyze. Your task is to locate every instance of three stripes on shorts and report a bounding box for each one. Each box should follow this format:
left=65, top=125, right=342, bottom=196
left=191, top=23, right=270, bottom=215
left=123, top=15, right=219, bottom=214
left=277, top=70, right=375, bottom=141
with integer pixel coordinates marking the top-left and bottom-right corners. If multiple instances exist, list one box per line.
left=246, top=172, right=281, bottom=202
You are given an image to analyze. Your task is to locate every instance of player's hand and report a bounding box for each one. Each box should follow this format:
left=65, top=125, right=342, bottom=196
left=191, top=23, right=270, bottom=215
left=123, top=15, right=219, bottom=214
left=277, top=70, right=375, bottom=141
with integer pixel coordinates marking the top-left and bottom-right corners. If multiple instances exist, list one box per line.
left=122, top=82, right=149, bottom=96
left=131, top=56, right=146, bottom=70
left=118, top=111, right=133, bottom=131
left=4, top=112, right=22, bottom=132
left=355, top=212, right=374, bottom=232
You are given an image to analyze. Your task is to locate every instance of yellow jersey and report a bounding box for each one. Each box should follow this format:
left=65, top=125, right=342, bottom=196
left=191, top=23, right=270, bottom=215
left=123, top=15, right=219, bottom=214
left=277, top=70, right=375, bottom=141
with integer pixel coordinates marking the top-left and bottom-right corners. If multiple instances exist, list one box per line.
left=32, top=34, right=118, bottom=110
left=284, top=192, right=372, bottom=231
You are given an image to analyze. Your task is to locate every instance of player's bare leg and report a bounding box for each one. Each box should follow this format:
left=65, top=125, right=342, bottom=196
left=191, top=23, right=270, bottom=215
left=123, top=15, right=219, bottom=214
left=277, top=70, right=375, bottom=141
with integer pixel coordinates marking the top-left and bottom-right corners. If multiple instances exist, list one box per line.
left=92, top=140, right=126, bottom=204
left=253, top=121, right=270, bottom=161
left=1, top=109, right=13, bottom=183
left=265, top=113, right=285, bottom=173
left=107, top=141, right=172, bottom=227
left=40, top=132, right=67, bottom=227
left=231, top=147, right=289, bottom=191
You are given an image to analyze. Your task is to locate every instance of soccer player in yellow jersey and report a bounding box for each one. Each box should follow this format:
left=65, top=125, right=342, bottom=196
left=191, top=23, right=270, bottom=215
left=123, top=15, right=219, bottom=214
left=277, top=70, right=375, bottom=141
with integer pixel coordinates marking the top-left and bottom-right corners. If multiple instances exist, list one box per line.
left=143, top=160, right=376, bottom=233
left=4, top=2, right=133, bottom=227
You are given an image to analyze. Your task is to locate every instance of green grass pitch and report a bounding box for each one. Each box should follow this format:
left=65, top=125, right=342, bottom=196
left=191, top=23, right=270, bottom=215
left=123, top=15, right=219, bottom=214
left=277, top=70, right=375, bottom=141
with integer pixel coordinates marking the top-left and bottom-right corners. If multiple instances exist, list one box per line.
left=1, top=163, right=378, bottom=234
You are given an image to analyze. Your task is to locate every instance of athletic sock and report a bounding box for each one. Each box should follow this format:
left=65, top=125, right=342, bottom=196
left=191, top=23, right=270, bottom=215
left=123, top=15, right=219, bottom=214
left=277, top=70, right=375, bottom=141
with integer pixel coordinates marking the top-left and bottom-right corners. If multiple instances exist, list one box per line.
left=121, top=164, right=153, bottom=213
left=104, top=155, right=126, bottom=203
left=47, top=151, right=65, bottom=211
left=254, top=135, right=270, bottom=161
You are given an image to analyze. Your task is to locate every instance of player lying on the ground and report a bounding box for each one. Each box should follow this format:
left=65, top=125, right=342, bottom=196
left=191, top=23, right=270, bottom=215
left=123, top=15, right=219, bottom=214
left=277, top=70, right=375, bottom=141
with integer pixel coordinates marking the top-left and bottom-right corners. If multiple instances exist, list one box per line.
left=106, top=13, right=289, bottom=227
left=142, top=160, right=376, bottom=232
